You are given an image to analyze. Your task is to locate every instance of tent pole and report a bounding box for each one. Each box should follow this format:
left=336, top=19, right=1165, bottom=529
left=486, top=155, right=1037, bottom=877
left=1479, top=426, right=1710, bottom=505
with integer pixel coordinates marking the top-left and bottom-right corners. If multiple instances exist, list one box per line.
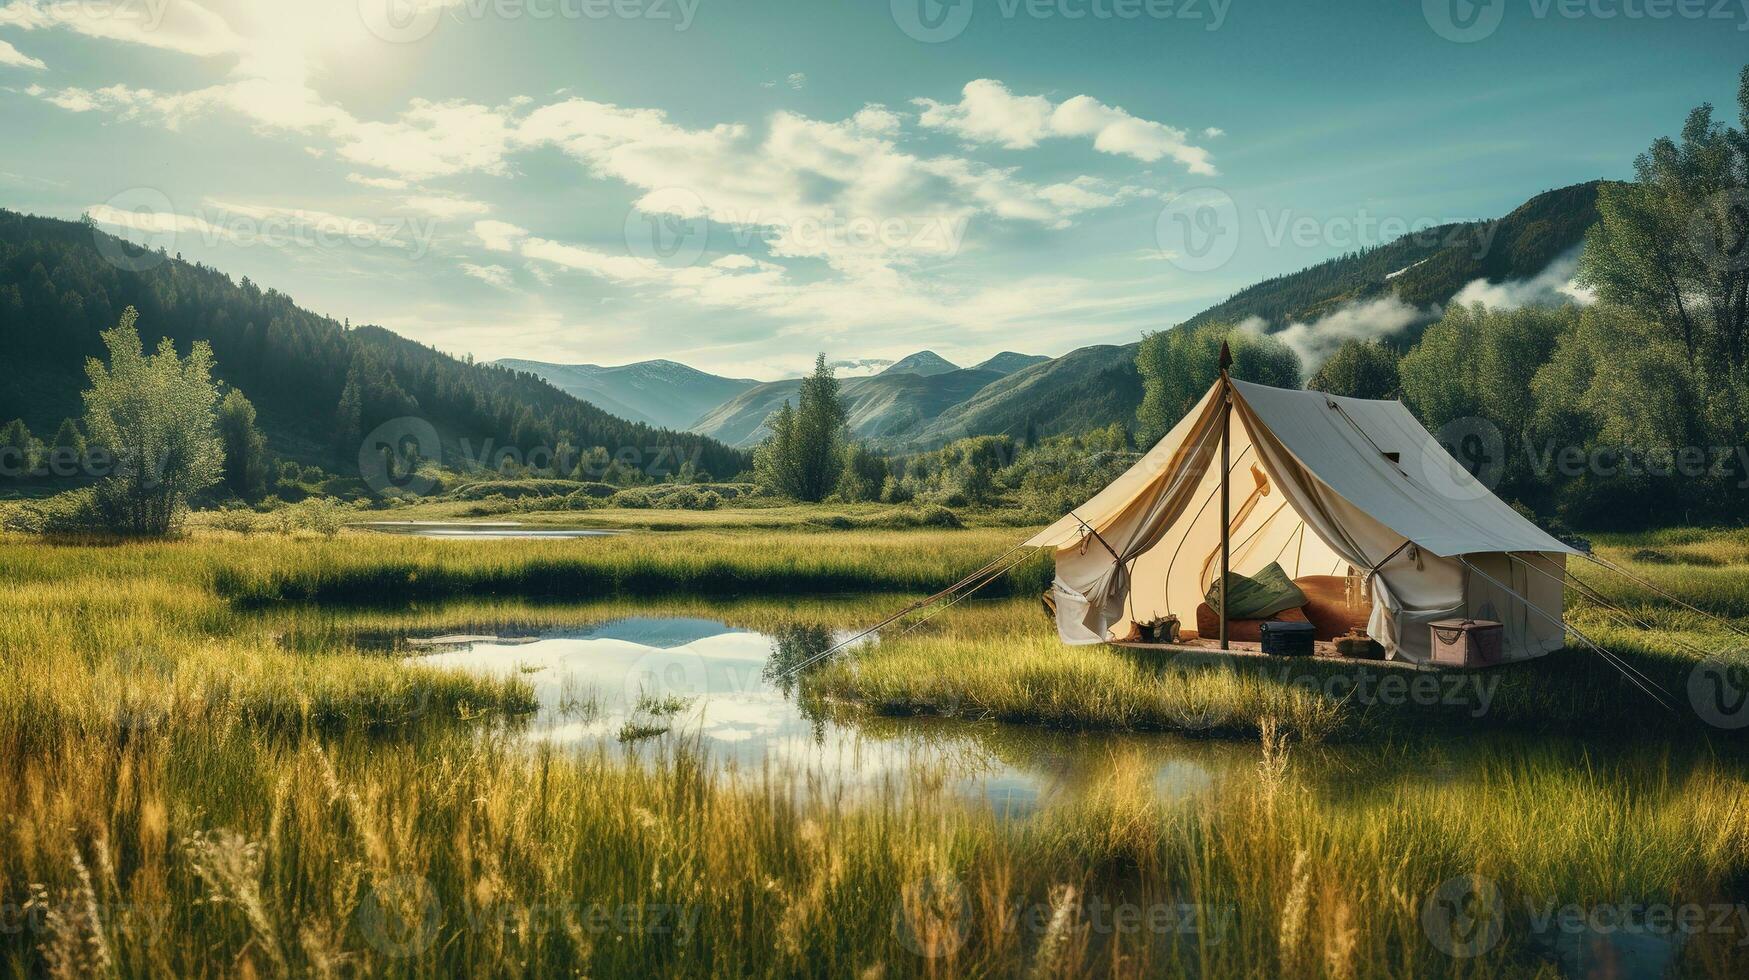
left=1218, top=342, right=1233, bottom=651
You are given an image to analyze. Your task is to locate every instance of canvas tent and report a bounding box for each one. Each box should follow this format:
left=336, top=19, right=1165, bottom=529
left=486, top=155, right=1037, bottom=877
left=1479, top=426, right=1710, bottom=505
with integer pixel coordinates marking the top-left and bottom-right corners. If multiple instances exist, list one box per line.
left=1028, top=376, right=1577, bottom=664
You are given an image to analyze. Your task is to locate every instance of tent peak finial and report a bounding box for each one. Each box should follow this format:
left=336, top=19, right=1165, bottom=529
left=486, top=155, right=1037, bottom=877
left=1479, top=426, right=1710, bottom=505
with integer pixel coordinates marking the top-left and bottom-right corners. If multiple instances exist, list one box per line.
left=1218, top=340, right=1233, bottom=373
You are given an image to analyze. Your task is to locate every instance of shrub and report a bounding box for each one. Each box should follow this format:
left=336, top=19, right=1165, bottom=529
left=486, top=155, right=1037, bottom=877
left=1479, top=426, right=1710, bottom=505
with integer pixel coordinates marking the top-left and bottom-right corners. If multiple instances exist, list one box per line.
left=279, top=497, right=345, bottom=538
left=1, top=488, right=102, bottom=535
left=211, top=507, right=259, bottom=535
left=447, top=479, right=584, bottom=501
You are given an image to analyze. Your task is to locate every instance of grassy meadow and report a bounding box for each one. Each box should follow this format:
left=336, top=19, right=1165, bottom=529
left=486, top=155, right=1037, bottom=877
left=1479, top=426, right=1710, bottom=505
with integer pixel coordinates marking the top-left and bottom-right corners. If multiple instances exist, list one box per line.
left=1, top=515, right=1747, bottom=976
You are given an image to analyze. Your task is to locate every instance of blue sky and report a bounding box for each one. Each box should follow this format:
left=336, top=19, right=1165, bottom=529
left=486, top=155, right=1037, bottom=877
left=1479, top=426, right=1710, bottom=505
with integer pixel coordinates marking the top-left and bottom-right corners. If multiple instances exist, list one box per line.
left=1, top=0, right=1742, bottom=379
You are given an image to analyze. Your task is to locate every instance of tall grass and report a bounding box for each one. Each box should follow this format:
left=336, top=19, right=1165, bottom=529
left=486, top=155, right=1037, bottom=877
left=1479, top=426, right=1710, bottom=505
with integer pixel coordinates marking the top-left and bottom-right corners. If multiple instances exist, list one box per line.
left=3, top=726, right=1744, bottom=977
left=2, top=527, right=1747, bottom=976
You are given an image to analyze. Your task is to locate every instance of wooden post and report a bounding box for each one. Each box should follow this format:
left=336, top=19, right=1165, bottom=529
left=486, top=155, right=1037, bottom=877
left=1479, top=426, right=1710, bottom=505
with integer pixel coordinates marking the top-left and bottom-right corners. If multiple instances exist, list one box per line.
left=1218, top=341, right=1232, bottom=651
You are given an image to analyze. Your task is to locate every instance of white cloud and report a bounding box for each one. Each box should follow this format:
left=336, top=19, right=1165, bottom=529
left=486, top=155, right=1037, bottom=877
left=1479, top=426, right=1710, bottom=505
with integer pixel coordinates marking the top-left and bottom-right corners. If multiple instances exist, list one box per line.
left=0, top=37, right=45, bottom=68
left=851, top=103, right=901, bottom=135
left=336, top=99, right=518, bottom=180
left=786, top=72, right=806, bottom=91
left=461, top=263, right=514, bottom=288
left=1450, top=248, right=1596, bottom=310
left=347, top=173, right=410, bottom=190
left=473, top=219, right=529, bottom=252
left=914, top=79, right=1217, bottom=175
left=401, top=193, right=490, bottom=218
left=0, top=0, right=240, bottom=57
left=515, top=98, right=1132, bottom=275
left=1252, top=296, right=1427, bottom=371
left=87, top=202, right=226, bottom=238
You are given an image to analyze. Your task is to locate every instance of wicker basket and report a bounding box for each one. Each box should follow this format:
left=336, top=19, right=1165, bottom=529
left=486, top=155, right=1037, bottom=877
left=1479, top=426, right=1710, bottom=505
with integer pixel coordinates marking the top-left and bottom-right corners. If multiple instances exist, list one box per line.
left=1429, top=619, right=1503, bottom=667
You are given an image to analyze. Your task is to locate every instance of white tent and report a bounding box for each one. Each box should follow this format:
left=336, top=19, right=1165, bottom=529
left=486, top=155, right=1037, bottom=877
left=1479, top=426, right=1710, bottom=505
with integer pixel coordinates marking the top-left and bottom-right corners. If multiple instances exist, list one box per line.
left=1028, top=376, right=1577, bottom=664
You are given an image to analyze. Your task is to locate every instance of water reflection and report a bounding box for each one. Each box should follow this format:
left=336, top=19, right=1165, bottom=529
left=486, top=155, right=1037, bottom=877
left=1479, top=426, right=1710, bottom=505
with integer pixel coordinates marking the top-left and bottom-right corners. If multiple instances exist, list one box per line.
left=412, top=614, right=1238, bottom=812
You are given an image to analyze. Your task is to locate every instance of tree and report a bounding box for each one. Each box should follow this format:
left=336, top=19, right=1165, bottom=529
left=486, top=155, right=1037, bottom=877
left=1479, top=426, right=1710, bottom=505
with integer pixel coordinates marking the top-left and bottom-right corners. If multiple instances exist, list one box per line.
left=51, top=417, right=86, bottom=460
left=753, top=402, right=804, bottom=498
left=1307, top=339, right=1400, bottom=400
left=82, top=307, right=224, bottom=535
left=1578, top=64, right=1749, bottom=371
left=753, top=355, right=848, bottom=501
left=0, top=419, right=38, bottom=480
left=837, top=442, right=888, bottom=502
left=217, top=389, right=269, bottom=499
left=1400, top=303, right=1574, bottom=504
left=1135, top=323, right=1301, bottom=441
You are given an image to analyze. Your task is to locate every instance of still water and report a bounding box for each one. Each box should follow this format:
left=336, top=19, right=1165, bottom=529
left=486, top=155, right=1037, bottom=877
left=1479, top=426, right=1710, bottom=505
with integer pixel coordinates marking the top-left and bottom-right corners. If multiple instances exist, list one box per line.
left=412, top=614, right=1244, bottom=813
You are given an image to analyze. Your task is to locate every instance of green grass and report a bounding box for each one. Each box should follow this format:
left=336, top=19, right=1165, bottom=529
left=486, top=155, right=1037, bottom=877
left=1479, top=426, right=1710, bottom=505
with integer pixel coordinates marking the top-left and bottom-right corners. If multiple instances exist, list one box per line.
left=189, top=528, right=1051, bottom=606
left=2, top=525, right=1747, bottom=976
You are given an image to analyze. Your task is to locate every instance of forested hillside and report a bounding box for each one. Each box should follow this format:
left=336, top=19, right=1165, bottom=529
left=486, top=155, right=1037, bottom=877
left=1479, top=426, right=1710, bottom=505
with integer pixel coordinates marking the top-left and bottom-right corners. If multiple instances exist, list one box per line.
left=1185, top=182, right=1604, bottom=329
left=0, top=210, right=748, bottom=480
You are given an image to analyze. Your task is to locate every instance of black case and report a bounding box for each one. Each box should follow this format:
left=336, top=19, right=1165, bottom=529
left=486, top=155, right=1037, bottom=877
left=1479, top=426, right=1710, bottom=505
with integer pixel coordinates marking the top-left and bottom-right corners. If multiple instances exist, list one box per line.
left=1260, top=619, right=1316, bottom=657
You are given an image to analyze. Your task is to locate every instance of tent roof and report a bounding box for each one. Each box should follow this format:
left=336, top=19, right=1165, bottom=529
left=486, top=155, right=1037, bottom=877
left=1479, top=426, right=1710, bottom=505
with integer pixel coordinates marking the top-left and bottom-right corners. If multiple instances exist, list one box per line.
left=1027, top=378, right=1575, bottom=558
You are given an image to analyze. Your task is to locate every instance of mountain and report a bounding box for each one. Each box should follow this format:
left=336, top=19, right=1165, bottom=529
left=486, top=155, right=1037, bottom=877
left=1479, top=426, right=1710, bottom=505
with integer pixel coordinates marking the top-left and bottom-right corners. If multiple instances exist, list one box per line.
left=1183, top=182, right=1604, bottom=331
left=0, top=209, right=749, bottom=481
left=687, top=379, right=804, bottom=448
left=973, top=352, right=1049, bottom=375
left=493, top=358, right=758, bottom=430
left=879, top=351, right=959, bottom=377
left=888, top=182, right=1605, bottom=449
left=844, top=368, right=1004, bottom=441
left=914, top=345, right=1144, bottom=447
left=690, top=368, right=1005, bottom=448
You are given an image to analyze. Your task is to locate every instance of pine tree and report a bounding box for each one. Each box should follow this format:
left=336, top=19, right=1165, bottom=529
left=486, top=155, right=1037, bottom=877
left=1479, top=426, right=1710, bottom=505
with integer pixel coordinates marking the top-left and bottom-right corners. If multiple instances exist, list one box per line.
left=0, top=419, right=36, bottom=479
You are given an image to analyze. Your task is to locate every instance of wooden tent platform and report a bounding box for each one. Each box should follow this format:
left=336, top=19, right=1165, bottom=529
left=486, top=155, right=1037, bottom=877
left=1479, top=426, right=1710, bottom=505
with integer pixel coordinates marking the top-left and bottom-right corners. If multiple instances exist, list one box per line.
left=1113, top=637, right=1431, bottom=670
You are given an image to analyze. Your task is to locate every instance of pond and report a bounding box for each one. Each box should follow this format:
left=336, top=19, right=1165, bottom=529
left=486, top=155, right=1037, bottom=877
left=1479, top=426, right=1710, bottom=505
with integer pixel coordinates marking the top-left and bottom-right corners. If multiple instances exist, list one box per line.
left=411, top=613, right=1253, bottom=813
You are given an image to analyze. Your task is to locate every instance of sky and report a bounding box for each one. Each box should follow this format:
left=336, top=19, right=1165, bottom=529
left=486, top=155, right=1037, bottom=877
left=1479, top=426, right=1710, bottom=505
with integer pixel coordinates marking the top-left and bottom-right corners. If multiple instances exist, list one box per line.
left=0, top=0, right=1743, bottom=380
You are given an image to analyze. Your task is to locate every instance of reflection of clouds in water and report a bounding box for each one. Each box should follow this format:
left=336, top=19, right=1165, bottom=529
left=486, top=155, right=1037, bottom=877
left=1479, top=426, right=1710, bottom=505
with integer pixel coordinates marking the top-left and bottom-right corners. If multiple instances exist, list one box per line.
left=1155, top=760, right=1214, bottom=799
left=413, top=616, right=1234, bottom=812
